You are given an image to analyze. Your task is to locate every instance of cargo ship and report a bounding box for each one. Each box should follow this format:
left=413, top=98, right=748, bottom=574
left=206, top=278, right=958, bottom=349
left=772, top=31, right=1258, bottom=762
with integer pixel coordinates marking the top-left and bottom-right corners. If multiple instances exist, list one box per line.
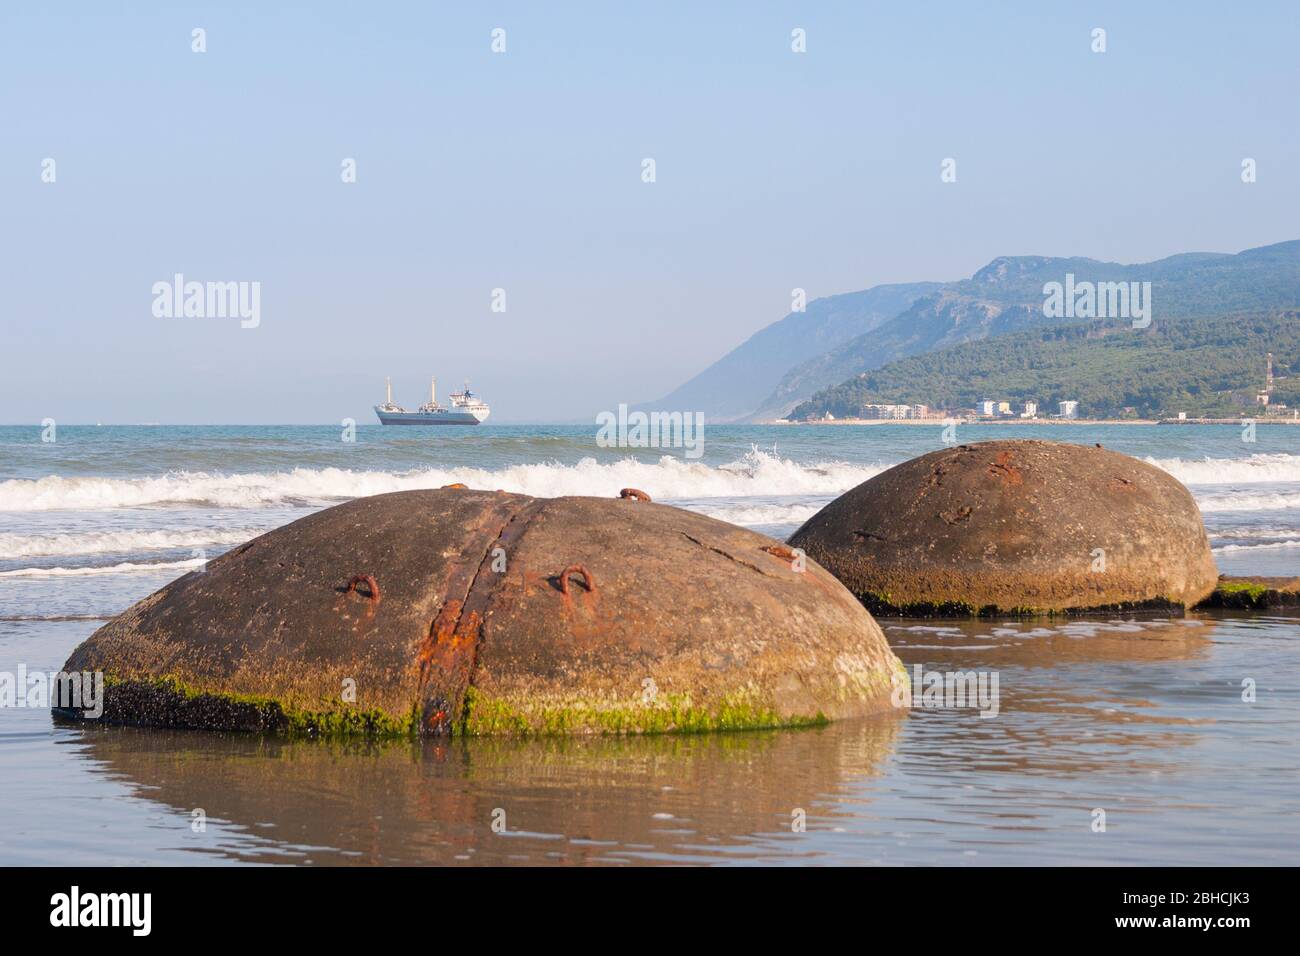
left=374, top=377, right=490, bottom=425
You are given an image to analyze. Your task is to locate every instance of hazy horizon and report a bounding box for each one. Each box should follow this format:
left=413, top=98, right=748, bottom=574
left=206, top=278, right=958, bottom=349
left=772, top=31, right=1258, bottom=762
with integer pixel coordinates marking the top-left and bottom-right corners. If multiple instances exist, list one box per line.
left=4, top=233, right=1294, bottom=426
left=4, top=2, right=1298, bottom=424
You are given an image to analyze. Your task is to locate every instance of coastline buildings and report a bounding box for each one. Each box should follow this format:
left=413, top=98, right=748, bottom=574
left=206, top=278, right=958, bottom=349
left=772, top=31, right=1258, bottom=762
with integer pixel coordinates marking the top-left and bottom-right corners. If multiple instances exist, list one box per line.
left=979, top=399, right=1040, bottom=419
left=846, top=397, right=1079, bottom=421
left=862, top=403, right=931, bottom=419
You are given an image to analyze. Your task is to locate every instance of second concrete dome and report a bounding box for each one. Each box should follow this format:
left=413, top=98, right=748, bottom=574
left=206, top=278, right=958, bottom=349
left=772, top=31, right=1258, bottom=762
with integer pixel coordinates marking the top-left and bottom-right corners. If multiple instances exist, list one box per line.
left=789, top=440, right=1219, bottom=615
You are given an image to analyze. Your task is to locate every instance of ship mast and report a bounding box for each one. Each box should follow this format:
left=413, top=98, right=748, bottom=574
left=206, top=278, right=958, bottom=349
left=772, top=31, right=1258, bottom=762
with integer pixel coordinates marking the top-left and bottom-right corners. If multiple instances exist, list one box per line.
left=431, top=376, right=437, bottom=405
left=386, top=376, right=392, bottom=405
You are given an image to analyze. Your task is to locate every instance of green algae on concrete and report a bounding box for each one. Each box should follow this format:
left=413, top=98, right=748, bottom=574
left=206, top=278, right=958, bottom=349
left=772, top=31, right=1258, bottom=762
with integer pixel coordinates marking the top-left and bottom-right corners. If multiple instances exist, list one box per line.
left=71, top=676, right=422, bottom=738
left=860, top=592, right=1185, bottom=619
left=858, top=593, right=981, bottom=618
left=459, top=687, right=830, bottom=737
left=1198, top=576, right=1300, bottom=610
left=59, top=489, right=906, bottom=737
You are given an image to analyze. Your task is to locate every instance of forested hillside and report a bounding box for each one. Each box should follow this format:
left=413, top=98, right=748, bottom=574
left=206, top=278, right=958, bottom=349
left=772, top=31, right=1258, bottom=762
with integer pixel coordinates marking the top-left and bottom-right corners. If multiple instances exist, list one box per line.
left=790, top=311, right=1300, bottom=420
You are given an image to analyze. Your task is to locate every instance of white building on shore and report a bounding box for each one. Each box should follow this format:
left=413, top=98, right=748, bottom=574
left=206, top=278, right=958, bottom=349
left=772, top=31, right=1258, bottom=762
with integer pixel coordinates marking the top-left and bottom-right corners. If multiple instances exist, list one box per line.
left=1058, top=400, right=1079, bottom=419
left=862, top=403, right=930, bottom=419
left=979, top=399, right=1022, bottom=418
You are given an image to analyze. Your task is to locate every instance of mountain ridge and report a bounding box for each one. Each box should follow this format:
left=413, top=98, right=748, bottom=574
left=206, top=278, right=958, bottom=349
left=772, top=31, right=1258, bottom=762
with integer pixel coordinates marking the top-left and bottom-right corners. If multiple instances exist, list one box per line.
left=745, top=239, right=1300, bottom=421
left=642, top=281, right=941, bottom=422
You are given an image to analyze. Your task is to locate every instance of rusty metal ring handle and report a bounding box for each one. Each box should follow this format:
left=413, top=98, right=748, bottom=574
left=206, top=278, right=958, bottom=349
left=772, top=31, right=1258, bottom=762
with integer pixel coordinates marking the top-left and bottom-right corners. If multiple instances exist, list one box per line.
left=344, top=574, right=381, bottom=605
left=558, top=564, right=595, bottom=595
left=618, top=488, right=651, bottom=502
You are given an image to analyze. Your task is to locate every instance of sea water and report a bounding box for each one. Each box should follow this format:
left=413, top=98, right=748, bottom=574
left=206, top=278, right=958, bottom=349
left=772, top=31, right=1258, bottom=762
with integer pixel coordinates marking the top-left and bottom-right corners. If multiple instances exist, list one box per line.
left=0, top=423, right=1297, bottom=864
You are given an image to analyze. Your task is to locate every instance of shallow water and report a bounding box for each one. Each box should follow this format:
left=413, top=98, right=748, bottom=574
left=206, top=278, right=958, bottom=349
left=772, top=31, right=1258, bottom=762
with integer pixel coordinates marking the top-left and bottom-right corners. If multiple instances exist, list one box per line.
left=1, top=424, right=1298, bottom=865
left=1, top=611, right=1295, bottom=865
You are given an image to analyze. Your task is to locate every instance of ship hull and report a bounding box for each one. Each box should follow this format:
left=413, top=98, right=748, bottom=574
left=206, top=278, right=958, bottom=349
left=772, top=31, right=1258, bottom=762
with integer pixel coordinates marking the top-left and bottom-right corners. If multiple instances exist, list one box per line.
left=375, top=408, right=487, bottom=426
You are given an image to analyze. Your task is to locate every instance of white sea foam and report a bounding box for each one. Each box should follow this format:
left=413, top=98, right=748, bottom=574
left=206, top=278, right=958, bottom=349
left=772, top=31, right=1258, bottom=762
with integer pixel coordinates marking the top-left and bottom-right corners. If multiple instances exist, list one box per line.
left=5, top=448, right=1300, bottom=519
left=0, top=450, right=886, bottom=512
left=0, top=558, right=207, bottom=578
left=1212, top=539, right=1300, bottom=554
left=1208, top=527, right=1300, bottom=540
left=1147, top=453, right=1300, bottom=486
left=0, top=528, right=260, bottom=559
left=1193, top=490, right=1300, bottom=512
left=688, top=501, right=824, bottom=527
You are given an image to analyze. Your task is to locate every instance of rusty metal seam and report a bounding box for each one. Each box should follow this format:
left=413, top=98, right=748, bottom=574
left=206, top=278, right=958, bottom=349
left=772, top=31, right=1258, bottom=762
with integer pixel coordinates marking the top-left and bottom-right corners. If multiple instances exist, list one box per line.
left=416, top=497, right=546, bottom=734
left=457, top=497, right=547, bottom=694
left=415, top=501, right=519, bottom=732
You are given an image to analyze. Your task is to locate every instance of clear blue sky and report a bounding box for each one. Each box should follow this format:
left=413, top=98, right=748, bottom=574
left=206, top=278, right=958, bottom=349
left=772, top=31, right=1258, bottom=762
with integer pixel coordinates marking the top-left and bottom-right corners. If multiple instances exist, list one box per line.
left=2, top=1, right=1296, bottom=423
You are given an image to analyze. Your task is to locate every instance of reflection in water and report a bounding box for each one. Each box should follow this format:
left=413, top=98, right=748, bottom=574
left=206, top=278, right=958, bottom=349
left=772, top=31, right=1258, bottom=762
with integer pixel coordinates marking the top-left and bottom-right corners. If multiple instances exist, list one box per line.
left=30, top=614, right=1300, bottom=865
left=70, top=718, right=903, bottom=865
left=887, top=618, right=1214, bottom=779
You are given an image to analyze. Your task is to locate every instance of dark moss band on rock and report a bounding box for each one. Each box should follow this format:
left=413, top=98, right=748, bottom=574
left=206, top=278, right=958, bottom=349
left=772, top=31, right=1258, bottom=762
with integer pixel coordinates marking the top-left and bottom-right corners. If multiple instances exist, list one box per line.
left=71, top=676, right=422, bottom=736
left=789, top=440, right=1220, bottom=617
left=855, top=594, right=1187, bottom=619
left=58, top=489, right=905, bottom=736
left=1198, top=576, right=1300, bottom=610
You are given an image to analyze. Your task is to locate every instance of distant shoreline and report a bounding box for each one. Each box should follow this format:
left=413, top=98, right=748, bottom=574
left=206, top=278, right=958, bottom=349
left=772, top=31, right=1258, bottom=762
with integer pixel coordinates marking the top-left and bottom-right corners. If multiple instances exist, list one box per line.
left=768, top=417, right=1300, bottom=427
left=768, top=418, right=1157, bottom=426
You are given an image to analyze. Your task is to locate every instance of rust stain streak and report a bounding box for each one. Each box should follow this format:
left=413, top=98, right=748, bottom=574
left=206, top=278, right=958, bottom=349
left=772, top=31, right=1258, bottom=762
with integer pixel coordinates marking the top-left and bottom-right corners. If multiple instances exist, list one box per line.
left=415, top=498, right=546, bottom=734
left=987, top=451, right=1023, bottom=486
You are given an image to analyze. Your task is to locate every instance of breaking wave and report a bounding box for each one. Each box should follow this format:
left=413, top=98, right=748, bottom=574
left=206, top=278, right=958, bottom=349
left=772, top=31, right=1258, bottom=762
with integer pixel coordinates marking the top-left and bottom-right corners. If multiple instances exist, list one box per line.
left=0, top=528, right=262, bottom=559
left=1194, top=490, right=1300, bottom=512
left=688, top=501, right=824, bottom=528
left=1212, top=539, right=1300, bottom=554
left=0, top=558, right=207, bottom=578
left=1147, top=453, right=1300, bottom=485
left=5, top=449, right=1300, bottom=519
left=0, top=450, right=886, bottom=512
